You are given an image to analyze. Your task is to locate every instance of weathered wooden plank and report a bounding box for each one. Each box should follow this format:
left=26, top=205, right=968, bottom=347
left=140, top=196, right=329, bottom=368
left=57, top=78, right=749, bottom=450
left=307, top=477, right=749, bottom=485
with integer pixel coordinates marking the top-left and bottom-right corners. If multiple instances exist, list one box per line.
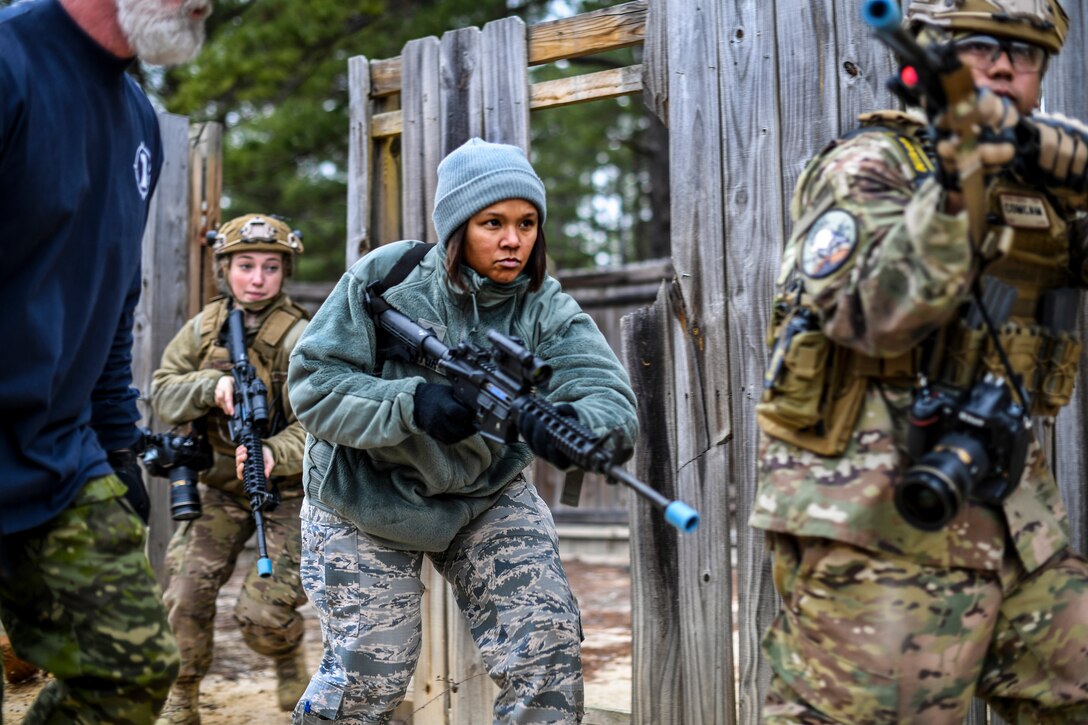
left=530, top=65, right=642, bottom=111
left=447, top=604, right=496, bottom=724
left=776, top=2, right=837, bottom=217
left=528, top=0, right=646, bottom=66
left=187, top=122, right=222, bottom=313
left=440, top=27, right=483, bottom=157
left=832, top=0, right=901, bottom=131
left=370, top=1, right=647, bottom=97
left=415, top=560, right=451, bottom=725
left=134, top=113, right=191, bottom=584
left=372, top=110, right=401, bottom=138
left=371, top=56, right=401, bottom=98
left=641, top=0, right=668, bottom=125
left=1045, top=0, right=1088, bottom=556
left=347, top=55, right=372, bottom=267
left=401, top=36, right=442, bottom=243
left=482, top=16, right=530, bottom=150
left=624, top=289, right=685, bottom=725
left=664, top=2, right=736, bottom=720
left=719, top=1, right=786, bottom=721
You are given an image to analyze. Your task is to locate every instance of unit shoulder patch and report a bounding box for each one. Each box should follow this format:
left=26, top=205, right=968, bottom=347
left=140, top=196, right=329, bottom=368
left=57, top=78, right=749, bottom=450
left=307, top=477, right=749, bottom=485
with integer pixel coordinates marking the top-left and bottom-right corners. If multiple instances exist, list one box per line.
left=800, top=209, right=858, bottom=279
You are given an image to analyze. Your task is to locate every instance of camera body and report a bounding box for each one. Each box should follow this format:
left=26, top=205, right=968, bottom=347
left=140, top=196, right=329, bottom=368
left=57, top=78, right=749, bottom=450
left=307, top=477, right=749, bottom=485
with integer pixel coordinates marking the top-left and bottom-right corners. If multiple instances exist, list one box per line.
left=137, top=428, right=213, bottom=521
left=897, top=373, right=1030, bottom=530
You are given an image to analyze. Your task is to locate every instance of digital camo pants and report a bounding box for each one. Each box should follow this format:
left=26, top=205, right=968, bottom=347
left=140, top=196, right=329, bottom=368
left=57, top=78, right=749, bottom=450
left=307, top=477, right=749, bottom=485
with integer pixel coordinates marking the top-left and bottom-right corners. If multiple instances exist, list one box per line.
left=763, top=533, right=1088, bottom=725
left=0, top=474, right=179, bottom=724
left=163, top=486, right=307, bottom=685
left=293, top=477, right=584, bottom=724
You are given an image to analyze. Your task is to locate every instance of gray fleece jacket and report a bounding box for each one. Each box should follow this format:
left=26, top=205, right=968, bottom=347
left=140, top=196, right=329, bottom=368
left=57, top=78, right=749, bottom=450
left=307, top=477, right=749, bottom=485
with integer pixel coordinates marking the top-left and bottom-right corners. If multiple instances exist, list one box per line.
left=287, top=240, right=638, bottom=551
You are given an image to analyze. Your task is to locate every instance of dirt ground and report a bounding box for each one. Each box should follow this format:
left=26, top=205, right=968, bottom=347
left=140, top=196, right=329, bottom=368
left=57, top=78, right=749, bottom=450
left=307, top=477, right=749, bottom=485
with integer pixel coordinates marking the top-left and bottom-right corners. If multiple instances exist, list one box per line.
left=2, top=550, right=632, bottom=723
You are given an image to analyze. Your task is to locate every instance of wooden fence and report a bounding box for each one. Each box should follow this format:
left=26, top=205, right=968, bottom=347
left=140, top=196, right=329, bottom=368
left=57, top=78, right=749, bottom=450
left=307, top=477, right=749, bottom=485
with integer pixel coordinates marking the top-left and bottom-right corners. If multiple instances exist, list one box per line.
left=346, top=1, right=1088, bottom=724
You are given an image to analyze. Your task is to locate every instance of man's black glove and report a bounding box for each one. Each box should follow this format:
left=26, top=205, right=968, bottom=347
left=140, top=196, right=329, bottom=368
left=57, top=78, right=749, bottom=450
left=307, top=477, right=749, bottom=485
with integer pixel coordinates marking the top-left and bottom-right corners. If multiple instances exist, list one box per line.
left=413, top=383, right=477, bottom=444
left=519, top=403, right=578, bottom=469
left=108, top=449, right=151, bottom=524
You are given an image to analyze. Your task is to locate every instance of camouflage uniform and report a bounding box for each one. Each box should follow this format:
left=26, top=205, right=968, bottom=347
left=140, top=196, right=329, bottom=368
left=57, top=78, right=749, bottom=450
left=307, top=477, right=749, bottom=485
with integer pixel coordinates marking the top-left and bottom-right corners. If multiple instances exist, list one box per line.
left=0, top=474, right=179, bottom=723
left=750, top=105, right=1088, bottom=723
left=151, top=254, right=310, bottom=718
left=293, top=474, right=583, bottom=724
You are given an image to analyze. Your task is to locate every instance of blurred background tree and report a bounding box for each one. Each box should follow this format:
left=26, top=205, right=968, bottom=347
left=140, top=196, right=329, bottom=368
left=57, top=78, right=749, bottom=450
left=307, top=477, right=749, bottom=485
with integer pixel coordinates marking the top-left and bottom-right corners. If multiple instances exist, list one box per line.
left=0, top=0, right=669, bottom=279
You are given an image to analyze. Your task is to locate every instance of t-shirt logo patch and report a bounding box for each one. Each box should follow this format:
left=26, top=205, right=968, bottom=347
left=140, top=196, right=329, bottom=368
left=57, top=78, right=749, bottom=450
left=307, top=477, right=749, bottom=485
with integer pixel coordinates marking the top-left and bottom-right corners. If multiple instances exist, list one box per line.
left=800, top=209, right=858, bottom=279
left=133, top=142, right=152, bottom=200
left=999, top=193, right=1049, bottom=229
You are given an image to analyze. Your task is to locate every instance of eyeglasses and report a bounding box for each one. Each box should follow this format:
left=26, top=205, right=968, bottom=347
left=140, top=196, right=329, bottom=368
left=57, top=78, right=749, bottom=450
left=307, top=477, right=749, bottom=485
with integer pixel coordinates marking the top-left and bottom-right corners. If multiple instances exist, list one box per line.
left=954, top=35, right=1048, bottom=73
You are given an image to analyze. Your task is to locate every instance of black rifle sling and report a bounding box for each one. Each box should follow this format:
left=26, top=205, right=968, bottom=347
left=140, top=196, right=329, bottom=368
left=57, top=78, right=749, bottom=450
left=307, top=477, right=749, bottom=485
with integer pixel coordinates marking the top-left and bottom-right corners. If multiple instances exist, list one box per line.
left=372, top=242, right=435, bottom=296
left=369, top=243, right=435, bottom=370
left=367, top=242, right=584, bottom=508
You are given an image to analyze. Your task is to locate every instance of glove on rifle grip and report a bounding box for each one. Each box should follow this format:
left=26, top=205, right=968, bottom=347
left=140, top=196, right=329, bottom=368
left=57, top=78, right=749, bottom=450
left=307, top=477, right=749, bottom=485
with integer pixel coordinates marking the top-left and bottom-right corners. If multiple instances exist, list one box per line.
left=413, top=383, right=477, bottom=444
left=520, top=403, right=578, bottom=469
left=109, top=449, right=151, bottom=524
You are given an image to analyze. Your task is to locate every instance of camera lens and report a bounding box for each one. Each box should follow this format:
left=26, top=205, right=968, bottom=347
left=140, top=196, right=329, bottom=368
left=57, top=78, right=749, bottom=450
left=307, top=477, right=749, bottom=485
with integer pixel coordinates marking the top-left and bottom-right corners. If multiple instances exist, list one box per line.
left=896, top=432, right=990, bottom=530
left=169, top=467, right=202, bottom=521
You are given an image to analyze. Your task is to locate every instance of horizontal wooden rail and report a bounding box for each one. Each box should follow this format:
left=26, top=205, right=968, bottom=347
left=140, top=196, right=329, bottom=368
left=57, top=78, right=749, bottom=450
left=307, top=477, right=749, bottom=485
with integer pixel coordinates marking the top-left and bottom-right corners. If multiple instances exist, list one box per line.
left=530, top=64, right=642, bottom=111
left=368, top=0, right=646, bottom=98
left=369, top=64, right=643, bottom=138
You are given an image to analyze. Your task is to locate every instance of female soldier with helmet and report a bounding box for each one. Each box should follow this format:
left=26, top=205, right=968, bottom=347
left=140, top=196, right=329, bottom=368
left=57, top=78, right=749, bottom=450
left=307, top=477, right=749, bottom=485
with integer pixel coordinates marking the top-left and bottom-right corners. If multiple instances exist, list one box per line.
left=150, top=214, right=312, bottom=723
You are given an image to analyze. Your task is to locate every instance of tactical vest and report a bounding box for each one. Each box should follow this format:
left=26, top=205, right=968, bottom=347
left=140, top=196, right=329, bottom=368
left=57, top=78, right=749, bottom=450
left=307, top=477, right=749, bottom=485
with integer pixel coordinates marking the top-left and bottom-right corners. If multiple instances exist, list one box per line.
left=197, top=296, right=309, bottom=466
left=758, top=112, right=1084, bottom=455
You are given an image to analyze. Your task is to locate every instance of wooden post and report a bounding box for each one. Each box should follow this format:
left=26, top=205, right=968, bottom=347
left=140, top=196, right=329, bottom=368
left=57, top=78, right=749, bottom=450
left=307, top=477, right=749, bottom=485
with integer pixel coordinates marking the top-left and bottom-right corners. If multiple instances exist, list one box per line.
left=440, top=27, right=483, bottom=157
left=401, top=36, right=442, bottom=245
left=348, top=56, right=372, bottom=268
left=482, top=17, right=530, bottom=151
left=187, top=122, right=222, bottom=313
left=134, top=113, right=192, bottom=584
left=1045, top=1, right=1088, bottom=557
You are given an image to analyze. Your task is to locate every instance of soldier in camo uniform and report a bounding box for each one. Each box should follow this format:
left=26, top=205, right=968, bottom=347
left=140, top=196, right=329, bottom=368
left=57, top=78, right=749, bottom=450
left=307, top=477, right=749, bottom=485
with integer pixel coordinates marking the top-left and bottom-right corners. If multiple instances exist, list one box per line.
left=751, top=1, right=1088, bottom=723
left=151, top=214, right=311, bottom=724
left=286, top=137, right=639, bottom=723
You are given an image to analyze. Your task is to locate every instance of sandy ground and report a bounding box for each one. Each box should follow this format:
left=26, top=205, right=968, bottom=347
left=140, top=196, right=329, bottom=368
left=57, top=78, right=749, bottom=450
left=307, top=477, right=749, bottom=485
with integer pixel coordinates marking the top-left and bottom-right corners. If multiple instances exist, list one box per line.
left=2, top=551, right=632, bottom=723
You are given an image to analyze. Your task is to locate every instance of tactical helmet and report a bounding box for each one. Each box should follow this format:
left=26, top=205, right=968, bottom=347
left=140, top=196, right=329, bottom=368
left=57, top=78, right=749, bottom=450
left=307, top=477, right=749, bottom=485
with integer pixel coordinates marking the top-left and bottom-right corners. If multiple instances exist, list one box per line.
left=906, top=0, right=1068, bottom=55
left=209, top=213, right=304, bottom=276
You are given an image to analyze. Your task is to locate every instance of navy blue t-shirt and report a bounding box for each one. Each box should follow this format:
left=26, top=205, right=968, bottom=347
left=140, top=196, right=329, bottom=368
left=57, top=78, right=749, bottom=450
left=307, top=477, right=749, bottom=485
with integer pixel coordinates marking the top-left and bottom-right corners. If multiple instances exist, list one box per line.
left=0, top=0, right=163, bottom=534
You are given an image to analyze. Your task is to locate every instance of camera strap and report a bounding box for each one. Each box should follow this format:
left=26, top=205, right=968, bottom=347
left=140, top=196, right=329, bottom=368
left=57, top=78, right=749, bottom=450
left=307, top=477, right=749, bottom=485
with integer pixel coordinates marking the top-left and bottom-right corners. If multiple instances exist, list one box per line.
left=968, top=277, right=1033, bottom=422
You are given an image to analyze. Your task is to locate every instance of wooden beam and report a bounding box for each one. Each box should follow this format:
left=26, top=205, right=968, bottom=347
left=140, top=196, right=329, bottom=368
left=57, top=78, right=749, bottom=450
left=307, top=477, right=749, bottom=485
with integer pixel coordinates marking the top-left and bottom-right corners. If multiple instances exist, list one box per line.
left=528, top=0, right=647, bottom=65
left=367, top=0, right=647, bottom=97
left=371, top=65, right=643, bottom=138
left=530, top=64, right=642, bottom=110
left=347, top=55, right=371, bottom=267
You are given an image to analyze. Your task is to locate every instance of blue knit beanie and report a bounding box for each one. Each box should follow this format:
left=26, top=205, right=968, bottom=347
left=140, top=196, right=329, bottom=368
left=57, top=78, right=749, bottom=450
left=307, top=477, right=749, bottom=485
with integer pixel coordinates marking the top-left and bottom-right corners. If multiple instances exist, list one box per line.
left=432, top=138, right=547, bottom=246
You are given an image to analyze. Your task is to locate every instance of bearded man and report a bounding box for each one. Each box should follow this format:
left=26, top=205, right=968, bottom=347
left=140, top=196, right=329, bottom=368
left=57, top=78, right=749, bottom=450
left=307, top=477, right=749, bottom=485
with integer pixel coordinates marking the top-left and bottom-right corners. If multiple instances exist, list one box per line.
left=0, top=0, right=211, bottom=721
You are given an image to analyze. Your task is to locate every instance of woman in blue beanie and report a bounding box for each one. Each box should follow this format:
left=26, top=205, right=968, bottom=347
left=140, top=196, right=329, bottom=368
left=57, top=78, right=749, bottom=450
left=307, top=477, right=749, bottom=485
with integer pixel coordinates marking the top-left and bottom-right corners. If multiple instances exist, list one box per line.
left=286, top=137, right=639, bottom=723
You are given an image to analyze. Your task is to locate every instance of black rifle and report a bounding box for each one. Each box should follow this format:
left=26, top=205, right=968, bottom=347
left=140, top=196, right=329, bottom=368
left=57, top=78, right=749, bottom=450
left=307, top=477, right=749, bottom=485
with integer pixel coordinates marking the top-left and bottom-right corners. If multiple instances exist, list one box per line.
left=223, top=306, right=277, bottom=577
left=365, top=289, right=700, bottom=534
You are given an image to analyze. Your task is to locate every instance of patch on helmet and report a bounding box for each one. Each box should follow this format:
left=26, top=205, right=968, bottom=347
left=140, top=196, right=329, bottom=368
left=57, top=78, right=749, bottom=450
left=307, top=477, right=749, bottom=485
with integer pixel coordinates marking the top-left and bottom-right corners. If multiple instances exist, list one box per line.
left=800, top=209, right=858, bottom=279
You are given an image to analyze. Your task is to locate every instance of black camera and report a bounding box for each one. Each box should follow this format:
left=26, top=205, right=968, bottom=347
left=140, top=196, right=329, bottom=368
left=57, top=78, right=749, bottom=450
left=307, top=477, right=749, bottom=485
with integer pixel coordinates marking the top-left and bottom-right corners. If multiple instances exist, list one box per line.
left=137, top=428, right=213, bottom=521
left=897, top=373, right=1030, bottom=530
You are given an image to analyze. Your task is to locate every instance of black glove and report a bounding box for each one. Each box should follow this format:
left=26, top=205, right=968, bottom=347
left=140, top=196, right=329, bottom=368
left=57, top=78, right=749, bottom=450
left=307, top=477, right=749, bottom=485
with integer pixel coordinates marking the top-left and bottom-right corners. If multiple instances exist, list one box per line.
left=413, top=383, right=477, bottom=444
left=519, top=403, right=578, bottom=469
left=108, top=449, right=151, bottom=524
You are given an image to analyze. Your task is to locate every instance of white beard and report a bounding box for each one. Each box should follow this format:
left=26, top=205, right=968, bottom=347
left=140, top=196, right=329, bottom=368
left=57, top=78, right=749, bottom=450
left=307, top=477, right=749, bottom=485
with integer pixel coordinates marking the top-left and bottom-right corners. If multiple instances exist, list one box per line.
left=116, top=0, right=210, bottom=67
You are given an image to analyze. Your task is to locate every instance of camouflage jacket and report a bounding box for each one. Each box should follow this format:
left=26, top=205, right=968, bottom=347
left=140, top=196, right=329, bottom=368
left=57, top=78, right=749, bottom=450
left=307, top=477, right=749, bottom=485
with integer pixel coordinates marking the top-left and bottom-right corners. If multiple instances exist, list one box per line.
left=150, top=294, right=309, bottom=496
left=750, top=111, right=1088, bottom=573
